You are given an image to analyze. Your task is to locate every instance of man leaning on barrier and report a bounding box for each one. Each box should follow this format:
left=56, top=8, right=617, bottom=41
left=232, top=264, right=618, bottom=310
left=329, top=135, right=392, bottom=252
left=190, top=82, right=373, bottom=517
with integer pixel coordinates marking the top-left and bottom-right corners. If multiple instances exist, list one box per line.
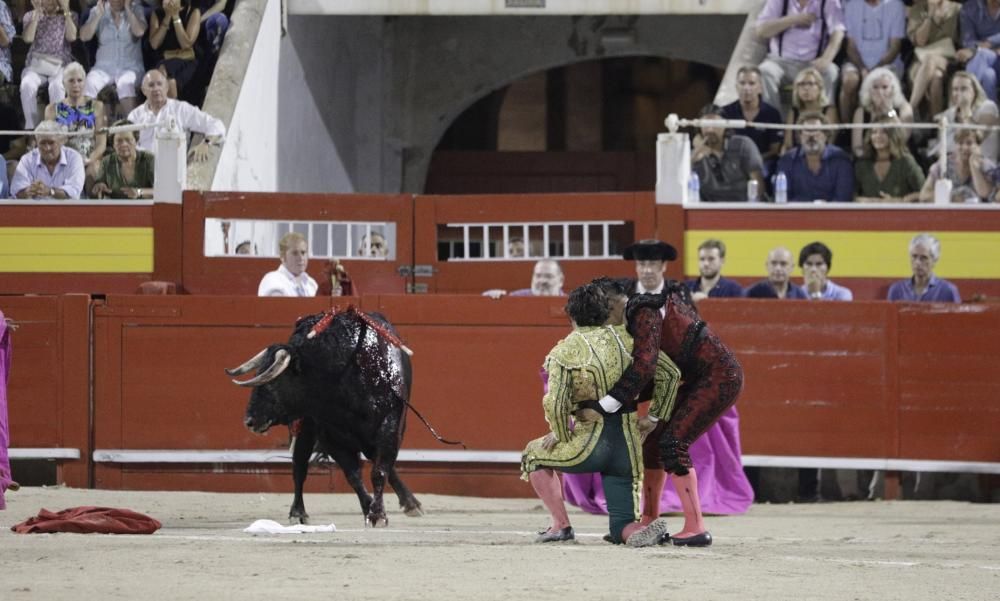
left=127, top=69, right=225, bottom=162
left=11, top=121, right=85, bottom=199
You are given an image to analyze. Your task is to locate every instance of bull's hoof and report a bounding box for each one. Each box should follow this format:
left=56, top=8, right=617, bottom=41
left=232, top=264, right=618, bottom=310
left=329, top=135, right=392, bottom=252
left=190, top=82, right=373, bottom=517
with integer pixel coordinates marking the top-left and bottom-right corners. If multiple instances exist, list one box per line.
left=366, top=513, right=389, bottom=528
left=289, top=513, right=310, bottom=525
left=403, top=504, right=424, bottom=517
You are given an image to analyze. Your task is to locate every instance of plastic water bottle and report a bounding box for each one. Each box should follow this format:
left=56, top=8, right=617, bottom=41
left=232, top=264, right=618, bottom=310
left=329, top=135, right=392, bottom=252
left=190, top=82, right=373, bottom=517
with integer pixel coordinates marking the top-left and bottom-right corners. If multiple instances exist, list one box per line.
left=688, top=171, right=700, bottom=203
left=747, top=179, right=759, bottom=203
left=934, top=178, right=952, bottom=205
left=774, top=172, right=788, bottom=204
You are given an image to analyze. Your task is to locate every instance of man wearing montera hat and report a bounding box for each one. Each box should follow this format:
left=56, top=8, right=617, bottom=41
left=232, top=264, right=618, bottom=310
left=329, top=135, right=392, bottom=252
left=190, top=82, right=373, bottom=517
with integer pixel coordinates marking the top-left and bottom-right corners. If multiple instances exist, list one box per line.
left=564, top=239, right=745, bottom=547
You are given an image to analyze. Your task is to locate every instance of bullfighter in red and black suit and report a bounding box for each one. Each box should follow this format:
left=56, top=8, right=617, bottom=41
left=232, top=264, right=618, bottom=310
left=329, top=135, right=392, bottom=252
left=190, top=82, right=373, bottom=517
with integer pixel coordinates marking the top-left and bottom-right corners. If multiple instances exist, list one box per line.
left=610, top=240, right=744, bottom=547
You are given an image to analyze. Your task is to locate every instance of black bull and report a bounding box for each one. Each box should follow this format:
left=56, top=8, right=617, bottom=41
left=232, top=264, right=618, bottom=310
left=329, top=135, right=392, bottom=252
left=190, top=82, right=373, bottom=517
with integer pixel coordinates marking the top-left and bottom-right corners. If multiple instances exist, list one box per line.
left=226, top=310, right=423, bottom=527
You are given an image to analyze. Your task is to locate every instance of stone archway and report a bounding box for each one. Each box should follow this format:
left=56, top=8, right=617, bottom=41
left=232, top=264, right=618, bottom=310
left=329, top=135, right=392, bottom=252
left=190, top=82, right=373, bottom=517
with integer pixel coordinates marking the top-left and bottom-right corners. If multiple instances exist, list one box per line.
left=387, top=14, right=747, bottom=192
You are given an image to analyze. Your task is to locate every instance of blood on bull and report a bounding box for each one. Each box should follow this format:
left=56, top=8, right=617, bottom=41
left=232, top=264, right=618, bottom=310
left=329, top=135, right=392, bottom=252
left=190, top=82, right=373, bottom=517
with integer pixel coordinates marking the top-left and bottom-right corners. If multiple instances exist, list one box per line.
left=226, top=307, right=423, bottom=527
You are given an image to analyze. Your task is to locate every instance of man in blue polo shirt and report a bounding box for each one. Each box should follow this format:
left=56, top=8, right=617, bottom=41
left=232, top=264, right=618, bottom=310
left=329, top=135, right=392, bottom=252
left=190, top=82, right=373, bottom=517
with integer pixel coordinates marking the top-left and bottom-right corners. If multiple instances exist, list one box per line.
left=887, top=233, right=961, bottom=302
left=686, top=239, right=744, bottom=301
left=776, top=111, right=854, bottom=202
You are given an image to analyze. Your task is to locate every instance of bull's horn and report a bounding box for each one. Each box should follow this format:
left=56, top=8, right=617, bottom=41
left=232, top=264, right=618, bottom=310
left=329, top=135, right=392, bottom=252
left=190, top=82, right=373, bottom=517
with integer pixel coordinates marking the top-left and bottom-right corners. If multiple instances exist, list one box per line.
left=231, top=349, right=291, bottom=387
left=225, top=348, right=270, bottom=376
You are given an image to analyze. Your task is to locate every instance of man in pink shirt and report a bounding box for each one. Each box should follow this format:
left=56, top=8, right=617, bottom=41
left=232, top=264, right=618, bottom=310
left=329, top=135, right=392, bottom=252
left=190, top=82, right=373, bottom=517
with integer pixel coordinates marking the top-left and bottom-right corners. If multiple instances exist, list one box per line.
left=755, top=0, right=846, bottom=113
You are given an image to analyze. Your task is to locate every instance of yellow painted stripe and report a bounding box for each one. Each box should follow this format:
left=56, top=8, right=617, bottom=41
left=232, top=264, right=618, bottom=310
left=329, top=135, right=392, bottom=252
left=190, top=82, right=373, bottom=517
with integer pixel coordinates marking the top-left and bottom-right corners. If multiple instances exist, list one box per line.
left=0, top=227, right=153, bottom=273
left=684, top=230, right=1000, bottom=279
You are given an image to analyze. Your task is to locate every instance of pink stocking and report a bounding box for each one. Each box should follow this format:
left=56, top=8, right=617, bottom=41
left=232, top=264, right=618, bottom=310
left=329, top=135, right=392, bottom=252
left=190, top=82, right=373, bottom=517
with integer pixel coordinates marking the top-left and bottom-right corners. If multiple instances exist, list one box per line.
left=529, top=469, right=570, bottom=530
left=672, top=468, right=706, bottom=537
left=640, top=468, right=666, bottom=525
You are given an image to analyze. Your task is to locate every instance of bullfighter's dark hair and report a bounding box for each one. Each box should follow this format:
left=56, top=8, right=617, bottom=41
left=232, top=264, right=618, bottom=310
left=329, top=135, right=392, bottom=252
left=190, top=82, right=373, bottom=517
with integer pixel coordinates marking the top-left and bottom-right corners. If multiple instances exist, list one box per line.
left=565, top=283, right=610, bottom=327
left=798, top=241, right=833, bottom=269
left=591, top=276, right=627, bottom=298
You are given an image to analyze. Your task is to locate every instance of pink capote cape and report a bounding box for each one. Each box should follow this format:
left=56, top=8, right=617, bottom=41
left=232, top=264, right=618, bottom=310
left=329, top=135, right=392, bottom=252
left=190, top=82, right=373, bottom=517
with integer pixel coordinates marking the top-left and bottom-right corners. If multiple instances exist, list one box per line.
left=562, top=406, right=754, bottom=515
left=0, top=309, right=12, bottom=510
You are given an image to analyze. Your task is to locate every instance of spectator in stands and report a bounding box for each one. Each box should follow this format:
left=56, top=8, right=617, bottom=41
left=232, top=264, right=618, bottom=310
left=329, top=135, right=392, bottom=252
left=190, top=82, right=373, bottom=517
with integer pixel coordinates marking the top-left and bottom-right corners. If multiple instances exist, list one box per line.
left=686, top=238, right=744, bottom=301
left=781, top=67, right=838, bottom=153
left=0, top=1, right=14, bottom=89
left=195, top=0, right=228, bottom=56
left=11, top=121, right=84, bottom=199
left=755, top=0, right=846, bottom=112
left=91, top=119, right=154, bottom=199
left=957, top=0, right=1000, bottom=103
left=851, top=68, right=914, bottom=157
left=776, top=112, right=855, bottom=202
left=720, top=66, right=784, bottom=173
left=483, top=259, right=564, bottom=299
left=907, top=0, right=962, bottom=119
left=128, top=69, right=225, bottom=161
left=358, top=232, right=389, bottom=258
left=920, top=129, right=997, bottom=202
left=258, top=232, right=318, bottom=297
left=799, top=241, right=853, bottom=300
left=235, top=240, right=254, bottom=255
left=838, top=0, right=906, bottom=124
left=149, top=0, right=200, bottom=100
left=508, top=236, right=525, bottom=258
left=887, top=233, right=961, bottom=302
left=691, top=104, right=766, bottom=202
left=21, top=0, right=79, bottom=130
left=0, top=156, right=7, bottom=197
left=935, top=71, right=999, bottom=162
left=44, top=62, right=107, bottom=180
left=745, top=246, right=808, bottom=298
left=80, top=0, right=147, bottom=120
left=854, top=118, right=925, bottom=202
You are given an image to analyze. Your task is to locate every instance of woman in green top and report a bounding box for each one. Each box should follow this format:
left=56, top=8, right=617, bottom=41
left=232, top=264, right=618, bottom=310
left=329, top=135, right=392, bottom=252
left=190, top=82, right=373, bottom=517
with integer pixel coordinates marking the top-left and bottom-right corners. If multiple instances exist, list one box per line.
left=92, top=120, right=155, bottom=200
left=854, top=119, right=925, bottom=203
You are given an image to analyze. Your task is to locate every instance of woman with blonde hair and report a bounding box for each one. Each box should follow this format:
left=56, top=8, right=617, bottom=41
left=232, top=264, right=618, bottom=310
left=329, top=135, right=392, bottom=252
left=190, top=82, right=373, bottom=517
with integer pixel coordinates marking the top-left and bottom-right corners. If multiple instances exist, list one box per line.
left=44, top=61, right=107, bottom=179
left=854, top=118, right=925, bottom=203
left=907, top=0, right=962, bottom=118
left=781, top=67, right=838, bottom=154
left=934, top=71, right=999, bottom=161
left=852, top=67, right=914, bottom=157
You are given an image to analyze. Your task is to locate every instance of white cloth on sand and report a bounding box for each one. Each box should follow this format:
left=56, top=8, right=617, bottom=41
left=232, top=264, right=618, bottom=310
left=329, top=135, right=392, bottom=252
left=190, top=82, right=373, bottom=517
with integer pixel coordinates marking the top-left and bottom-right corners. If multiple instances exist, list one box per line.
left=244, top=519, right=336, bottom=534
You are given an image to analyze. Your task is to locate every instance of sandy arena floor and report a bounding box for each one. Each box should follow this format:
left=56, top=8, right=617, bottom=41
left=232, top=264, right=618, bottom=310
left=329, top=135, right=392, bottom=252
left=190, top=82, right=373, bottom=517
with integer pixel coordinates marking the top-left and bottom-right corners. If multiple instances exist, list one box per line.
left=1, top=486, right=998, bottom=601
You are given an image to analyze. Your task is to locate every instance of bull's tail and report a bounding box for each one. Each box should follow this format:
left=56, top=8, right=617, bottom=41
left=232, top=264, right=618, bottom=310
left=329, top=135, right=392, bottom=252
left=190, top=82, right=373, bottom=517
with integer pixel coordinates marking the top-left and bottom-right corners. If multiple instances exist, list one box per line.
left=402, top=398, right=466, bottom=449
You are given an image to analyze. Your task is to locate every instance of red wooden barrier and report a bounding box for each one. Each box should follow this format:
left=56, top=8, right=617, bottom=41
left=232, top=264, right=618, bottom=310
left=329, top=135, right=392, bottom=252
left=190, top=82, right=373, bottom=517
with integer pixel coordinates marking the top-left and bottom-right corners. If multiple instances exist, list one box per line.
left=2, top=295, right=90, bottom=486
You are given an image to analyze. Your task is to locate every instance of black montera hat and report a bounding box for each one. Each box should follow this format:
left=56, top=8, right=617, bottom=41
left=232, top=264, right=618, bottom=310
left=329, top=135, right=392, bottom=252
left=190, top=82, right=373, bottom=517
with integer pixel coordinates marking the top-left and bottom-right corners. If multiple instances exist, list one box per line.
left=622, top=239, right=678, bottom=261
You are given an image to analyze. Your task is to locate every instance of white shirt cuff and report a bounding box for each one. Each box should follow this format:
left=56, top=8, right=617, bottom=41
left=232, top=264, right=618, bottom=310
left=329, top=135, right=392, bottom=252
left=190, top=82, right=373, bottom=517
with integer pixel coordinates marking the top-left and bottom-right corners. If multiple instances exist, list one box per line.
left=598, top=395, right=622, bottom=413
left=646, top=415, right=659, bottom=422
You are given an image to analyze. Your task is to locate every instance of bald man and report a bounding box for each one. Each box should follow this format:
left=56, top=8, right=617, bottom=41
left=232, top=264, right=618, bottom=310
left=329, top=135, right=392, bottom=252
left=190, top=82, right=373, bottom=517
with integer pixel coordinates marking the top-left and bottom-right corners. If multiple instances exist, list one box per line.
left=744, top=247, right=809, bottom=299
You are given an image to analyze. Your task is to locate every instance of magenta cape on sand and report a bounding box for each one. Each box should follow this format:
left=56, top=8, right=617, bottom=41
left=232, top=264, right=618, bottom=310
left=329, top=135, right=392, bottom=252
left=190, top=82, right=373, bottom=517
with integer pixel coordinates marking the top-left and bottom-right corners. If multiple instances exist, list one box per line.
left=0, top=309, right=12, bottom=510
left=562, top=406, right=754, bottom=515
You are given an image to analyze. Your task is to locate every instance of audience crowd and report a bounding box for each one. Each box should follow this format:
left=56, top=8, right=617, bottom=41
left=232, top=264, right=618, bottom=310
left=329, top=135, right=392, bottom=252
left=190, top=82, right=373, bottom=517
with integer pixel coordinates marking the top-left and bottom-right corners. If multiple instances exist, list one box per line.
left=699, top=0, right=1000, bottom=204
left=0, top=0, right=231, bottom=199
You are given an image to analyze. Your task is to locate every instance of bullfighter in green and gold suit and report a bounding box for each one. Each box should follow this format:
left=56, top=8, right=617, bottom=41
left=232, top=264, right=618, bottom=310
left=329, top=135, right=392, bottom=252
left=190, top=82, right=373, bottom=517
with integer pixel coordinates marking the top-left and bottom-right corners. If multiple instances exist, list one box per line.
left=522, top=279, right=680, bottom=547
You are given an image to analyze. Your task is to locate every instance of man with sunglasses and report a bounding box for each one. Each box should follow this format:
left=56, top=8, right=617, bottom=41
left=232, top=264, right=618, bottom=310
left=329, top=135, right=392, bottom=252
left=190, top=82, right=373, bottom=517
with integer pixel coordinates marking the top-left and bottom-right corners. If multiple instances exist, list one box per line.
left=691, top=104, right=766, bottom=202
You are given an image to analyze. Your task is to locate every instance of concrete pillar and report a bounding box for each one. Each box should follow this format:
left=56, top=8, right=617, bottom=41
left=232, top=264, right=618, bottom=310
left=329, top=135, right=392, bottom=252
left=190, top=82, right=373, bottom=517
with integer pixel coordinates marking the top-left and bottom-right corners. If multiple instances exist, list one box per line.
left=154, top=120, right=187, bottom=204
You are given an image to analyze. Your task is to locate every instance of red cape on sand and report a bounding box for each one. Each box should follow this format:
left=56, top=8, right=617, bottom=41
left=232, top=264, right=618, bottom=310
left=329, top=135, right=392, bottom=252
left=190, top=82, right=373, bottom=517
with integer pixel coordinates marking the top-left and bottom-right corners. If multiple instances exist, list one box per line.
left=12, top=507, right=162, bottom=534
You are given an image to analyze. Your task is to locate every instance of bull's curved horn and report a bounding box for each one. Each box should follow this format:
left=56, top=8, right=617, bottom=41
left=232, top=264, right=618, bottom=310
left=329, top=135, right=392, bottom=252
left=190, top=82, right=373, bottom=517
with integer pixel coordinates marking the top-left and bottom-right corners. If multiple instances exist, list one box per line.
left=231, top=349, right=291, bottom=387
left=225, top=348, right=270, bottom=376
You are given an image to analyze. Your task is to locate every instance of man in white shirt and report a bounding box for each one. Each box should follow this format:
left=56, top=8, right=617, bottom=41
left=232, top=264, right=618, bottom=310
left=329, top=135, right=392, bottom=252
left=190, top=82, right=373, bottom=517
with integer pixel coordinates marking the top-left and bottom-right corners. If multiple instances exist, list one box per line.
left=258, top=232, right=319, bottom=297
left=127, top=69, right=225, bottom=161
left=11, top=121, right=85, bottom=199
